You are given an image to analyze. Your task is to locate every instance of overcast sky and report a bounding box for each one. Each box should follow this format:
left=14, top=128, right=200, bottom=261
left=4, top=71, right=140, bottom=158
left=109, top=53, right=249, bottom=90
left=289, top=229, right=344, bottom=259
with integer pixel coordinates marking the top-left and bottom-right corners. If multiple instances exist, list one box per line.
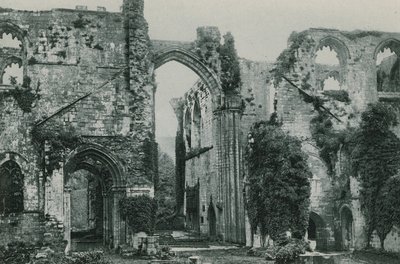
left=2, top=0, right=400, bottom=139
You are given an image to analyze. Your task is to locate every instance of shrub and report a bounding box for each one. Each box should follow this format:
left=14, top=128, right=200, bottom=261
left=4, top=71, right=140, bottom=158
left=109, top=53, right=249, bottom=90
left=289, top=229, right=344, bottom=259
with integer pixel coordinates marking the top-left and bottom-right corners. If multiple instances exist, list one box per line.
left=120, top=195, right=157, bottom=235
left=275, top=239, right=307, bottom=264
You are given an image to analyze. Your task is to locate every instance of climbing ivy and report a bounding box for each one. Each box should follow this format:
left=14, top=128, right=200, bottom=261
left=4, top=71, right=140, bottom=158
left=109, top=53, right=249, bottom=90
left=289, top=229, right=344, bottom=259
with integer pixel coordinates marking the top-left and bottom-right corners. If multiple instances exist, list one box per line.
left=219, top=32, right=241, bottom=94
left=120, top=195, right=157, bottom=235
left=245, top=118, right=312, bottom=242
left=347, top=102, right=400, bottom=248
left=272, top=31, right=315, bottom=85
left=322, top=90, right=351, bottom=103
left=309, top=111, right=349, bottom=175
left=0, top=76, right=40, bottom=113
left=31, top=120, right=83, bottom=176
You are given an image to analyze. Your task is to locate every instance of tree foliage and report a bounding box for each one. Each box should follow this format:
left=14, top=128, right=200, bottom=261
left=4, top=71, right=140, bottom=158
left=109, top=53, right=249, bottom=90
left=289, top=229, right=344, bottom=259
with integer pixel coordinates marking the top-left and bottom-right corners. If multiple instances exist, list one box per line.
left=155, top=151, right=176, bottom=229
left=346, top=103, right=400, bottom=248
left=219, top=32, right=241, bottom=94
left=245, top=120, right=312, bottom=241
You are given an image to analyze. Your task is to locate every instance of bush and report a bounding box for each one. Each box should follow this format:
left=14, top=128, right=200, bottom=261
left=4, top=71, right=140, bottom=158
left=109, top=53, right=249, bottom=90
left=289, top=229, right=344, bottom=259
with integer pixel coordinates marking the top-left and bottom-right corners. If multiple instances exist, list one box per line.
left=0, top=241, right=35, bottom=264
left=275, top=239, right=307, bottom=264
left=120, top=195, right=157, bottom=235
left=68, top=251, right=111, bottom=264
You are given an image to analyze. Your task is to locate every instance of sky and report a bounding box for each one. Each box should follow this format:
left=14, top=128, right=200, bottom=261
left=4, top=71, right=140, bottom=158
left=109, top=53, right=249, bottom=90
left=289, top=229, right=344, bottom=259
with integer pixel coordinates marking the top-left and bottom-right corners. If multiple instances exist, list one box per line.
left=1, top=0, right=400, bottom=139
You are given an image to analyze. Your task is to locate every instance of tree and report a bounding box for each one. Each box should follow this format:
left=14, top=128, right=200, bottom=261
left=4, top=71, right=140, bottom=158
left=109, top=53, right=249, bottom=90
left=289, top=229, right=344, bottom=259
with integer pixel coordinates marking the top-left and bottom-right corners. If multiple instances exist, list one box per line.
left=155, top=151, right=176, bottom=229
left=245, top=120, right=312, bottom=242
left=348, top=102, right=400, bottom=247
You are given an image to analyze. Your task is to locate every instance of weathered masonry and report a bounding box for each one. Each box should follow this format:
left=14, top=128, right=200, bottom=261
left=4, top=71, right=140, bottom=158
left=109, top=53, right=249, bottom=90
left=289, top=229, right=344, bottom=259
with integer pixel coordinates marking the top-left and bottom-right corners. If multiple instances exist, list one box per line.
left=0, top=0, right=246, bottom=248
left=264, top=29, right=400, bottom=252
left=1, top=0, right=400, bottom=253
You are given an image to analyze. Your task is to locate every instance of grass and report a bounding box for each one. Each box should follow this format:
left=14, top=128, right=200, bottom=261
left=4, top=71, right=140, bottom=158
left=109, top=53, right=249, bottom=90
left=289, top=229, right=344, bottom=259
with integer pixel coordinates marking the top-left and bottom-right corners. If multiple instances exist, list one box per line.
left=102, top=247, right=400, bottom=264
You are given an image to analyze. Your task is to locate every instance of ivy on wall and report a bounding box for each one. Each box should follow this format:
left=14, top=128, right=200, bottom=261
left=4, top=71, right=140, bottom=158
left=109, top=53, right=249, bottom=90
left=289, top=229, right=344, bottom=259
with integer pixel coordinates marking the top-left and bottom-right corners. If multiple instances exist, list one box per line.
left=219, top=32, right=241, bottom=95
left=245, top=119, right=312, bottom=243
left=0, top=76, right=41, bottom=113
left=31, top=120, right=83, bottom=177
left=272, top=32, right=315, bottom=86
left=119, top=195, right=157, bottom=235
left=308, top=102, right=400, bottom=249
left=195, top=30, right=242, bottom=95
left=346, top=103, right=400, bottom=248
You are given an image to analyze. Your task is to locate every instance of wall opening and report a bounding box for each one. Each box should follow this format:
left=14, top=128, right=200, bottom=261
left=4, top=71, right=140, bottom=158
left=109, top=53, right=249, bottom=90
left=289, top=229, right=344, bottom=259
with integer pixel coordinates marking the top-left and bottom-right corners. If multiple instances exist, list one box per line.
left=322, top=76, right=341, bottom=91
left=314, top=38, right=349, bottom=91
left=154, top=58, right=213, bottom=230
left=341, top=206, right=354, bottom=250
left=208, top=203, right=217, bottom=238
left=308, top=218, right=317, bottom=240
left=309, top=211, right=328, bottom=251
left=315, top=46, right=340, bottom=66
left=69, top=170, right=104, bottom=242
left=1, top=62, right=23, bottom=85
left=376, top=47, right=400, bottom=93
left=192, top=99, right=202, bottom=149
left=0, top=32, right=22, bottom=49
left=0, top=160, right=24, bottom=215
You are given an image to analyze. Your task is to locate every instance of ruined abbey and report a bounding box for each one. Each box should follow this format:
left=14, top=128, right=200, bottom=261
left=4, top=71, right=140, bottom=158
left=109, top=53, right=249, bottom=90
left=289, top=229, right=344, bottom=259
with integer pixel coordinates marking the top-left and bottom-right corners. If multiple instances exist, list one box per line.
left=0, top=0, right=399, bottom=254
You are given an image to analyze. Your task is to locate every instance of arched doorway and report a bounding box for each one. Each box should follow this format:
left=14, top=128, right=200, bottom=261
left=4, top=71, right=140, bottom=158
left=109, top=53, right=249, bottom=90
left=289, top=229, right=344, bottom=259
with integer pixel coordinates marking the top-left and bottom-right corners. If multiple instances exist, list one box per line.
left=308, top=211, right=328, bottom=251
left=340, top=206, right=354, bottom=250
left=208, top=202, right=217, bottom=238
left=63, top=144, right=125, bottom=252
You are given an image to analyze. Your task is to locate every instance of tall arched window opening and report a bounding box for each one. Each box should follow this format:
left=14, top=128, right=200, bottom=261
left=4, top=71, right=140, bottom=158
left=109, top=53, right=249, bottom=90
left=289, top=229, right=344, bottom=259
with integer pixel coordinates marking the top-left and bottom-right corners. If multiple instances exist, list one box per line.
left=0, top=160, right=24, bottom=215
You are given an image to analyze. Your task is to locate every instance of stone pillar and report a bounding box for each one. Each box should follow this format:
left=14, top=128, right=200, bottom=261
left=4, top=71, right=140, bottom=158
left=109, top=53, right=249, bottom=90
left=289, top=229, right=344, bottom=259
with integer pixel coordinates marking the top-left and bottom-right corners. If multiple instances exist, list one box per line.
left=103, top=192, right=109, bottom=245
left=45, top=164, right=64, bottom=222
left=112, top=187, right=126, bottom=248
left=63, top=186, right=72, bottom=254
left=213, top=95, right=245, bottom=243
left=123, top=0, right=157, bottom=184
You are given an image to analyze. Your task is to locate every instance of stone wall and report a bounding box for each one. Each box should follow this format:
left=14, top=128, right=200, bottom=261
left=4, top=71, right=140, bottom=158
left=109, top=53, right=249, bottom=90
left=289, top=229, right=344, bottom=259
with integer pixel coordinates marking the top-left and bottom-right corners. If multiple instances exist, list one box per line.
left=273, top=28, right=400, bottom=251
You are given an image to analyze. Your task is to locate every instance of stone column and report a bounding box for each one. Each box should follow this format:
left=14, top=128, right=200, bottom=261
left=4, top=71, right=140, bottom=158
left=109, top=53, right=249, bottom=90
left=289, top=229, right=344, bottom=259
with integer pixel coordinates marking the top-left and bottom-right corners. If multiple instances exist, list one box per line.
left=103, top=192, right=109, bottom=245
left=63, top=186, right=72, bottom=254
left=213, top=95, right=244, bottom=243
left=112, top=187, right=126, bottom=248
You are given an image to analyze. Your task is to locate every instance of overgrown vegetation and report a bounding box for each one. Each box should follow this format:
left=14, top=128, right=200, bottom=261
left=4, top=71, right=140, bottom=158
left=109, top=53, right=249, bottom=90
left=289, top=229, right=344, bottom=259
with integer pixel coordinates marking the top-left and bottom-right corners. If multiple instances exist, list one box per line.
left=120, top=195, right=157, bottom=235
left=219, top=32, right=241, bottom=94
left=272, top=31, right=315, bottom=85
left=309, top=110, right=348, bottom=174
left=0, top=76, right=40, bottom=113
left=0, top=242, right=111, bottom=264
left=309, top=101, right=400, bottom=249
left=72, top=14, right=91, bottom=29
left=322, top=90, right=351, bottom=103
left=195, top=30, right=242, bottom=94
left=31, top=120, right=83, bottom=176
left=245, top=118, right=312, bottom=246
left=155, top=151, right=176, bottom=230
left=346, top=103, right=400, bottom=248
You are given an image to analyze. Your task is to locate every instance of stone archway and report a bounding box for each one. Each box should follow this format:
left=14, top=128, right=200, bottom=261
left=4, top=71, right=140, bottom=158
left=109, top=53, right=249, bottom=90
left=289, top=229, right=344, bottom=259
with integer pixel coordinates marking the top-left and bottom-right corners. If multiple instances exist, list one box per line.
left=308, top=211, right=328, bottom=251
left=152, top=46, right=222, bottom=110
left=63, top=144, right=126, bottom=252
left=340, top=205, right=354, bottom=250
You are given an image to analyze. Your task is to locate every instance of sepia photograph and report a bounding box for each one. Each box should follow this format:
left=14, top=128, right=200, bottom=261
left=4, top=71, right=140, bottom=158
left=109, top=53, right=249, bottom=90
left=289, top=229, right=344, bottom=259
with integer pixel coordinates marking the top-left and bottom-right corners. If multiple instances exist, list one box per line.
left=0, top=0, right=399, bottom=263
